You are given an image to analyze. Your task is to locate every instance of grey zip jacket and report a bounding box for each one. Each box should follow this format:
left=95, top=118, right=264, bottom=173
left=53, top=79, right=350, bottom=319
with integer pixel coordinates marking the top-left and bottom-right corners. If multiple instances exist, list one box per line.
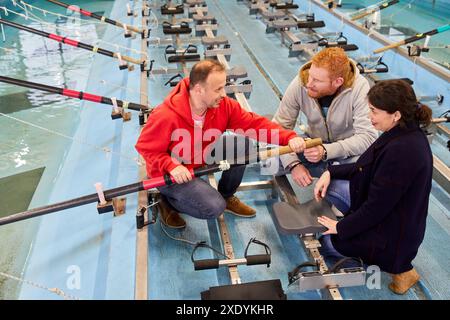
left=273, top=60, right=378, bottom=168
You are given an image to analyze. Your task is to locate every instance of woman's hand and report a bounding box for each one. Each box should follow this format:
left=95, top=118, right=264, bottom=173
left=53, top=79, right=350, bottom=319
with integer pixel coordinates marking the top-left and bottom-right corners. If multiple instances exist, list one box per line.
left=317, top=216, right=338, bottom=235
left=291, top=164, right=313, bottom=187
left=314, top=170, right=331, bottom=201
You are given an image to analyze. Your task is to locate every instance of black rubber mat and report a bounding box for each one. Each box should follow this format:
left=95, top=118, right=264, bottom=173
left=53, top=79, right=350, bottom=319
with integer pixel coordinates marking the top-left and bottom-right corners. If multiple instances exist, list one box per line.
left=0, top=167, right=45, bottom=218
left=0, top=91, right=34, bottom=114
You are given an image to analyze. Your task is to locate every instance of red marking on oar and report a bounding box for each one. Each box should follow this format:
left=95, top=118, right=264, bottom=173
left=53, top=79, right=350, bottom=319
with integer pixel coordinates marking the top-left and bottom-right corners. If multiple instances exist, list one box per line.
left=142, top=177, right=167, bottom=190
left=62, top=89, right=81, bottom=98
left=49, top=34, right=63, bottom=42
left=48, top=34, right=79, bottom=47
left=80, top=9, right=93, bottom=16
left=63, top=38, right=79, bottom=46
left=82, top=93, right=102, bottom=103
left=68, top=5, right=81, bottom=13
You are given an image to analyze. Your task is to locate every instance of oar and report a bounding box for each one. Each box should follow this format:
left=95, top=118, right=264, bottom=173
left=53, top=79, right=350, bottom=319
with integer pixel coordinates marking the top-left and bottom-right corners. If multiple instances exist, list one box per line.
left=374, top=23, right=450, bottom=54
left=351, top=0, right=399, bottom=21
left=0, top=18, right=143, bottom=66
left=0, top=75, right=148, bottom=111
left=0, top=138, right=322, bottom=226
left=46, top=0, right=143, bottom=35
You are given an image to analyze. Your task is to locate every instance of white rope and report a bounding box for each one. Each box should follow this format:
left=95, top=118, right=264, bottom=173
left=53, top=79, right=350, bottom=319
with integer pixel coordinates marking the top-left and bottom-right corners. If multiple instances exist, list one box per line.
left=351, top=0, right=387, bottom=15
left=0, top=45, right=96, bottom=65
left=147, top=6, right=159, bottom=30
left=19, top=0, right=150, bottom=31
left=15, top=0, right=105, bottom=27
left=0, top=112, right=144, bottom=166
left=1, top=23, right=5, bottom=42
left=98, top=78, right=144, bottom=95
left=0, top=46, right=145, bottom=96
left=2, top=4, right=147, bottom=56
left=160, top=221, right=199, bottom=246
left=0, top=271, right=82, bottom=300
left=385, top=0, right=417, bottom=21
left=426, top=45, right=450, bottom=49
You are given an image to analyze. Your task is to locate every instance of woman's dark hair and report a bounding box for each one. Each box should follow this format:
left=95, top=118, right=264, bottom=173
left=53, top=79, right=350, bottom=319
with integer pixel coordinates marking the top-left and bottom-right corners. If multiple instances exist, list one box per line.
left=367, top=79, right=432, bottom=127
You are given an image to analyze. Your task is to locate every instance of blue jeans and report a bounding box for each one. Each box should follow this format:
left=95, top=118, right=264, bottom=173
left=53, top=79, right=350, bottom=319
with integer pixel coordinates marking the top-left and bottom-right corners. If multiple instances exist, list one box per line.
left=276, top=154, right=351, bottom=213
left=318, top=235, right=363, bottom=269
left=157, top=165, right=246, bottom=219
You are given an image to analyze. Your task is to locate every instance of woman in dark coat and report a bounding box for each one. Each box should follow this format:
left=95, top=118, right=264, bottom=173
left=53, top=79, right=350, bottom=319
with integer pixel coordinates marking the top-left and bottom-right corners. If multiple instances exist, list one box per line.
left=314, top=79, right=433, bottom=294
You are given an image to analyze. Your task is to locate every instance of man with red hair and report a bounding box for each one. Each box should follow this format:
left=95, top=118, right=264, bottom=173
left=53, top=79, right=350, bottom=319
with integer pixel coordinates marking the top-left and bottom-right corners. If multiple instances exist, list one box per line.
left=272, top=47, right=377, bottom=213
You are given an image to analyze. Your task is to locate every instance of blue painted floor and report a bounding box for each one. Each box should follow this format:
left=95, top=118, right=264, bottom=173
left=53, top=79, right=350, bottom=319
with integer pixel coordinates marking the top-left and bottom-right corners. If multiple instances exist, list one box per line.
left=0, top=0, right=448, bottom=300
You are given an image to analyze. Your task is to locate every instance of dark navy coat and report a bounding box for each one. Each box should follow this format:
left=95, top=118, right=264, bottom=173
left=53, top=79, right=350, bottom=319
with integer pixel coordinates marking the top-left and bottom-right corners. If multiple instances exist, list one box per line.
left=329, top=122, right=432, bottom=273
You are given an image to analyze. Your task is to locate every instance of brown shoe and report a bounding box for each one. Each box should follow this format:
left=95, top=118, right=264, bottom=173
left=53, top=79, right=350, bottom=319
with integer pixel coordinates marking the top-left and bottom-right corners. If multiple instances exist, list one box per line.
left=158, top=197, right=186, bottom=229
left=225, top=196, right=256, bottom=218
left=389, top=268, right=420, bottom=295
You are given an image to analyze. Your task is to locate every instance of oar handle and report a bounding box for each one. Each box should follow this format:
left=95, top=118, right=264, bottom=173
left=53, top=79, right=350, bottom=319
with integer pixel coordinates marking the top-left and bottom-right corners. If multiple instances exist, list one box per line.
left=431, top=117, right=449, bottom=124
left=351, top=10, right=375, bottom=21
left=127, top=25, right=143, bottom=34
left=260, top=138, right=323, bottom=160
left=373, top=41, right=404, bottom=54
left=114, top=53, right=143, bottom=65
left=115, top=21, right=143, bottom=34
left=352, top=0, right=399, bottom=20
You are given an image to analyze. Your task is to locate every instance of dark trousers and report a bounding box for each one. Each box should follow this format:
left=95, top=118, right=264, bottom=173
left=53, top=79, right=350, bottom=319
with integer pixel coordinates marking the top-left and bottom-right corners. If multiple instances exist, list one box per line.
left=157, top=165, right=245, bottom=219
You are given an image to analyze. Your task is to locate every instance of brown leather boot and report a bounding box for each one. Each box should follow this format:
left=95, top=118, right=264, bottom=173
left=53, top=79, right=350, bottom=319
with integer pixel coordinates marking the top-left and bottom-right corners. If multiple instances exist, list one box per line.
left=389, top=268, right=420, bottom=295
left=158, top=197, right=186, bottom=229
left=225, top=195, right=256, bottom=218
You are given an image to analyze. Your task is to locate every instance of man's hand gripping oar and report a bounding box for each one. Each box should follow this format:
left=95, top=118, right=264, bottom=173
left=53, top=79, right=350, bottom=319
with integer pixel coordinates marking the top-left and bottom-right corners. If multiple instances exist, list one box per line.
left=0, top=138, right=322, bottom=226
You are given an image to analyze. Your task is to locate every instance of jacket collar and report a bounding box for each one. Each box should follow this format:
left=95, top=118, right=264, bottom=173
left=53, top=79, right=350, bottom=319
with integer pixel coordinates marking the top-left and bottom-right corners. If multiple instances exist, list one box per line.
left=373, top=121, right=420, bottom=150
left=356, top=122, right=420, bottom=167
left=164, top=78, right=218, bottom=127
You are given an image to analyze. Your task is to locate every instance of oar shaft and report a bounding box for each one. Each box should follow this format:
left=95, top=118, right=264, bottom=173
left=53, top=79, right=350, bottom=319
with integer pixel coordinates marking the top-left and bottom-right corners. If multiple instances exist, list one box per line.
left=0, top=19, right=142, bottom=66
left=0, top=75, right=148, bottom=111
left=0, top=139, right=322, bottom=226
left=373, top=40, right=405, bottom=54
left=0, top=75, right=61, bottom=94
left=259, top=138, right=323, bottom=160
left=0, top=18, right=110, bottom=57
left=112, top=52, right=142, bottom=65
left=46, top=0, right=142, bottom=34
left=351, top=0, right=399, bottom=21
left=0, top=182, right=144, bottom=226
left=374, top=24, right=450, bottom=54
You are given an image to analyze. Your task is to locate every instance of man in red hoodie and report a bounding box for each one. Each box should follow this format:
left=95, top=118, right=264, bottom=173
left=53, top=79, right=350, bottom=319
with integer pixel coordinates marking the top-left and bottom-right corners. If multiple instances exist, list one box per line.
left=136, top=60, right=305, bottom=228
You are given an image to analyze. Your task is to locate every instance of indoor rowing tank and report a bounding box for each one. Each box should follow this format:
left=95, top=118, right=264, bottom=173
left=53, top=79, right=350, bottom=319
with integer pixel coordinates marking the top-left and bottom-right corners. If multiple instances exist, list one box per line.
left=0, top=0, right=449, bottom=300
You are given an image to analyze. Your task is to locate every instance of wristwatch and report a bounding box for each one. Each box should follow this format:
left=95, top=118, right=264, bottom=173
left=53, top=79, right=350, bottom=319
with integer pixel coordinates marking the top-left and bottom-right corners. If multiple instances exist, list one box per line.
left=286, top=161, right=302, bottom=172
left=321, top=146, right=328, bottom=161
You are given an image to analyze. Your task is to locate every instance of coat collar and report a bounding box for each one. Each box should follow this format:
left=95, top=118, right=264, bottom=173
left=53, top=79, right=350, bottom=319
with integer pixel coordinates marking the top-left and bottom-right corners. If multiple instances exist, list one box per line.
left=373, top=122, right=420, bottom=150
left=356, top=122, right=420, bottom=167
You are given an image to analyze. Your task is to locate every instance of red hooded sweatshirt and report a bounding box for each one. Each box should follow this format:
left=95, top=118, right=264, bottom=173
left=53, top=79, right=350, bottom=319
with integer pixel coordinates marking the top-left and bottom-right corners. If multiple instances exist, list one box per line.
left=135, top=78, right=297, bottom=178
